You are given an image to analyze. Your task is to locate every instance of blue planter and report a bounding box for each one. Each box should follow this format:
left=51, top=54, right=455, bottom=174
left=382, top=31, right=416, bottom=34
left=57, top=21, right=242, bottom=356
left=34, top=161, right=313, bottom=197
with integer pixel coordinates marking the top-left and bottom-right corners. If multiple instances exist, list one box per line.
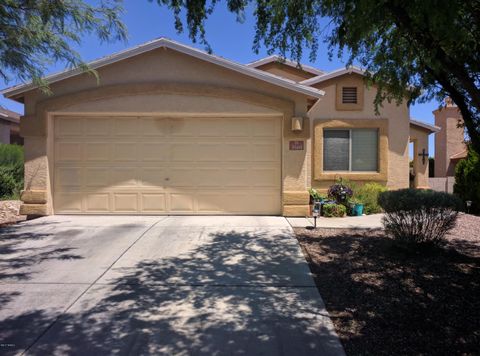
left=353, top=204, right=364, bottom=216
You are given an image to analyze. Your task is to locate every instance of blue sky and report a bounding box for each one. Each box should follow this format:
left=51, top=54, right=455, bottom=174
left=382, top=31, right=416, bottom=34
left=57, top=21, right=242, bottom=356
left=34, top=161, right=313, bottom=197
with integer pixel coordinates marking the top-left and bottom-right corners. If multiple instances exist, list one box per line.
left=0, top=1, right=438, bottom=155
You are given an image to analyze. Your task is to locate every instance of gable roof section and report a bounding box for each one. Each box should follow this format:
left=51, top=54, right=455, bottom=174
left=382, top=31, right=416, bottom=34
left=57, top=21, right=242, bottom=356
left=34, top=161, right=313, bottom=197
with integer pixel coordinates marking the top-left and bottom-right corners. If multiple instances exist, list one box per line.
left=247, top=55, right=325, bottom=76
left=0, top=106, right=20, bottom=124
left=300, top=66, right=366, bottom=86
left=410, top=118, right=440, bottom=133
left=2, top=38, right=324, bottom=100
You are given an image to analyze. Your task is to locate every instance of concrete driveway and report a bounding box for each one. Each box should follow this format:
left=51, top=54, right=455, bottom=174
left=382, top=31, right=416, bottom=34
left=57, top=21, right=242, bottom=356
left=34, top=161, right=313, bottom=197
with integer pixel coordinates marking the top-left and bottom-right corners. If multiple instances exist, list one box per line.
left=0, top=216, right=344, bottom=356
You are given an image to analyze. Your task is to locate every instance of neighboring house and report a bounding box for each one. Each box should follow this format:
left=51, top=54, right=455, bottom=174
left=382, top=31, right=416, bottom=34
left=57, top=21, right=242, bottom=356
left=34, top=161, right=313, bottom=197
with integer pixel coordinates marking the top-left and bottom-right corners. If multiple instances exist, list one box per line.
left=433, top=99, right=466, bottom=177
left=0, top=106, right=22, bottom=145
left=1, top=38, right=437, bottom=217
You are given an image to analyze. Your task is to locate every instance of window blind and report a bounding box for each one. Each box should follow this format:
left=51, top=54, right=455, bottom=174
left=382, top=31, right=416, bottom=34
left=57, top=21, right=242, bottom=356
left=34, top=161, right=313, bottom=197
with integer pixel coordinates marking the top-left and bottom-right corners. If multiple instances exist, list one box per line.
left=323, top=130, right=350, bottom=171
left=351, top=129, right=378, bottom=171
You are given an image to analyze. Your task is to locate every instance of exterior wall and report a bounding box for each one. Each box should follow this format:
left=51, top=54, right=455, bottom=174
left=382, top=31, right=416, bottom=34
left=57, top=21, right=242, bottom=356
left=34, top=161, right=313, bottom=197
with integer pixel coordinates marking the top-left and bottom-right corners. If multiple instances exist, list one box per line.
left=255, top=62, right=316, bottom=82
left=307, top=73, right=410, bottom=193
left=409, top=126, right=431, bottom=189
left=434, top=106, right=465, bottom=177
left=0, top=121, right=10, bottom=144
left=18, top=49, right=313, bottom=216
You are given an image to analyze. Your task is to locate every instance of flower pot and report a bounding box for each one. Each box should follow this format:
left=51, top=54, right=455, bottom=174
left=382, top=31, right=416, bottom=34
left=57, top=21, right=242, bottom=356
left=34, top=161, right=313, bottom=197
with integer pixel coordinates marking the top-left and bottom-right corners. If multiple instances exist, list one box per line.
left=353, top=203, right=364, bottom=216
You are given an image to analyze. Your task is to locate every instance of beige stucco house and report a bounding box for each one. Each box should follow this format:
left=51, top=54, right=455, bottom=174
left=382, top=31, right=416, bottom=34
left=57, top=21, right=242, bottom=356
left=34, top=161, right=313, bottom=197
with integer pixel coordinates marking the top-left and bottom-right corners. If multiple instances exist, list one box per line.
left=0, top=106, right=22, bottom=145
left=2, top=38, right=438, bottom=217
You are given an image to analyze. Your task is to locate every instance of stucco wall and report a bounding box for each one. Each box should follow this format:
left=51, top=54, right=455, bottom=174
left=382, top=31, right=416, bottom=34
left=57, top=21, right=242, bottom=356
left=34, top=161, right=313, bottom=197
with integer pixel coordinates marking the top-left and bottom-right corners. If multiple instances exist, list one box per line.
left=308, top=73, right=410, bottom=191
left=0, top=122, right=10, bottom=144
left=434, top=106, right=465, bottom=177
left=19, top=48, right=313, bottom=216
left=409, top=126, right=431, bottom=189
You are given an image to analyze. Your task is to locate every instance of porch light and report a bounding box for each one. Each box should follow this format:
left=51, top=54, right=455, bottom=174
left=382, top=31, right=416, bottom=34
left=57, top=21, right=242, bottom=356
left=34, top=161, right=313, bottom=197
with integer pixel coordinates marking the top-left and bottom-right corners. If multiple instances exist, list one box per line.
left=292, top=116, right=304, bottom=131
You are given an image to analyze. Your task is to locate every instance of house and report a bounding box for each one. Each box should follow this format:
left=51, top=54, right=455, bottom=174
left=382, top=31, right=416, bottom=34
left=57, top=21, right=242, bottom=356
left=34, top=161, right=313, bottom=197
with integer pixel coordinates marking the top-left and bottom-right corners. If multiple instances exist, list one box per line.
left=0, top=106, right=22, bottom=145
left=433, top=99, right=466, bottom=177
left=1, top=38, right=438, bottom=217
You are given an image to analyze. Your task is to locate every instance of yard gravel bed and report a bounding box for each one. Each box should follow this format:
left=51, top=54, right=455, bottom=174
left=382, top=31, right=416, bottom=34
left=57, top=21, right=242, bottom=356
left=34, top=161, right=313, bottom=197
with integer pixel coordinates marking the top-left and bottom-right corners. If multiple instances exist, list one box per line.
left=295, top=213, right=480, bottom=355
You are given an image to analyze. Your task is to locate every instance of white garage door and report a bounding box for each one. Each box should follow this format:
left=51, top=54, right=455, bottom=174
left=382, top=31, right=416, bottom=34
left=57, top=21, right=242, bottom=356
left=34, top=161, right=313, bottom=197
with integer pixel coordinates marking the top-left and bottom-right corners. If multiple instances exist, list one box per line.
left=53, top=116, right=282, bottom=214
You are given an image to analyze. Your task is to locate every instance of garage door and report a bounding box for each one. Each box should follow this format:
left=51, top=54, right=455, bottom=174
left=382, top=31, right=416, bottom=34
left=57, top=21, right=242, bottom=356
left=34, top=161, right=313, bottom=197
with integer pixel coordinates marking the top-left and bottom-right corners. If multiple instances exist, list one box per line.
left=53, top=116, right=282, bottom=214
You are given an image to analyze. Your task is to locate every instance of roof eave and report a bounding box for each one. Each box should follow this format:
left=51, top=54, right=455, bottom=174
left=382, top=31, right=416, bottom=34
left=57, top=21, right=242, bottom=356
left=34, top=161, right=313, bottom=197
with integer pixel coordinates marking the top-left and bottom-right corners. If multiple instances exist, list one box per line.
left=2, top=38, right=324, bottom=100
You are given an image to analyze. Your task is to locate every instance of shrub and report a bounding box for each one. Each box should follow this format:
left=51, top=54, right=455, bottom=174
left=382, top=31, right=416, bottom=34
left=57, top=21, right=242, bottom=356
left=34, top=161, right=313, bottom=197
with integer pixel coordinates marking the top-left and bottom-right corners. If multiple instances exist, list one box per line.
left=0, top=144, right=24, bottom=199
left=355, top=182, right=387, bottom=214
left=378, top=189, right=463, bottom=247
left=454, top=146, right=480, bottom=214
left=322, top=203, right=346, bottom=217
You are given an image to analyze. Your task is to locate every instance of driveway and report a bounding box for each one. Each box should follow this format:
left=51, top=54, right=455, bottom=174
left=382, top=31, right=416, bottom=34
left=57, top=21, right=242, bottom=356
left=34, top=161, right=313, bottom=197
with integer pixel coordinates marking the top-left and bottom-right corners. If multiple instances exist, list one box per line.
left=0, top=216, right=344, bottom=356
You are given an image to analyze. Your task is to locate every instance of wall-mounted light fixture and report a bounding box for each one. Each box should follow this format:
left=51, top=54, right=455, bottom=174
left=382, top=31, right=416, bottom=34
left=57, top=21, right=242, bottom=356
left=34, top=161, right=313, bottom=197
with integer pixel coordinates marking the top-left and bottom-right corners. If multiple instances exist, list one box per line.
left=291, top=116, right=303, bottom=132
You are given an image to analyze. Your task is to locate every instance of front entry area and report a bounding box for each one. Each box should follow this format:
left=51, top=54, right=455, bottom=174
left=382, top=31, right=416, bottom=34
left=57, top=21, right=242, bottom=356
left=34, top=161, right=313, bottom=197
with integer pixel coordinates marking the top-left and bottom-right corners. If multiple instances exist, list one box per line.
left=53, top=115, right=282, bottom=215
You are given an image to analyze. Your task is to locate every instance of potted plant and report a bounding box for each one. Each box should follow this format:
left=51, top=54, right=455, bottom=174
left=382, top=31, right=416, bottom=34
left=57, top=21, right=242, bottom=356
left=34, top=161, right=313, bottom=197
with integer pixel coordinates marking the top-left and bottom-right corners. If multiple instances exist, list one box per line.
left=349, top=198, right=364, bottom=216
left=327, top=179, right=353, bottom=204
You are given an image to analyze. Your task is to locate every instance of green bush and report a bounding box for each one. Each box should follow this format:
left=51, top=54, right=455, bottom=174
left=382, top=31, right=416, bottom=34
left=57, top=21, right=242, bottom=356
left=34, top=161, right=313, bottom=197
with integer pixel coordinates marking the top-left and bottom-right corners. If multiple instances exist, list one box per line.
left=0, top=144, right=24, bottom=199
left=378, top=189, right=463, bottom=246
left=355, top=182, right=387, bottom=214
left=454, top=146, right=480, bottom=214
left=322, top=203, right=346, bottom=217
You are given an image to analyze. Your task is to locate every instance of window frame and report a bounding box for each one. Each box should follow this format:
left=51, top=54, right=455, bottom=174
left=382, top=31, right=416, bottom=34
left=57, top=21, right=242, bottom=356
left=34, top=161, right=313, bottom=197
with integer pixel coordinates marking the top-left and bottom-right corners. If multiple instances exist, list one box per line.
left=323, top=128, right=379, bottom=172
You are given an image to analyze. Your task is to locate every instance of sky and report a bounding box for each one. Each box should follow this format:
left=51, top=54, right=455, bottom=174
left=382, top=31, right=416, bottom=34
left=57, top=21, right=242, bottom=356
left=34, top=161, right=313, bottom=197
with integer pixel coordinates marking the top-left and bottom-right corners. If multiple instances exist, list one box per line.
left=0, top=1, right=439, bottom=156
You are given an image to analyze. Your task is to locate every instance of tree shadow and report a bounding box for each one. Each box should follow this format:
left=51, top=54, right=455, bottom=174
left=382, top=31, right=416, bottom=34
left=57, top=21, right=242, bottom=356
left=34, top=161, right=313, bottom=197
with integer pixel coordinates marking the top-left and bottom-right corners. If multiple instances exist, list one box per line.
left=0, top=229, right=344, bottom=355
left=296, top=229, right=480, bottom=355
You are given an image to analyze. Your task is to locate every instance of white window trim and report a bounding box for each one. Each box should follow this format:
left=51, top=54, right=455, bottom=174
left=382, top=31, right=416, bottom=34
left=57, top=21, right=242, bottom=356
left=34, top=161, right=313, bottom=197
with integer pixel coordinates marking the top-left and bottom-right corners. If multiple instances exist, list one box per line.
left=324, top=128, right=379, bottom=173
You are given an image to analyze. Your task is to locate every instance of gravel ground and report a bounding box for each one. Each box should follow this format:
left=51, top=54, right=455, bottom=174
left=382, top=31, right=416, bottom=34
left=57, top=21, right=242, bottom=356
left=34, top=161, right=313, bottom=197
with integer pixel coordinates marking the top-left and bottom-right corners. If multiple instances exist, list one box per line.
left=0, top=200, right=25, bottom=226
left=295, top=213, right=480, bottom=356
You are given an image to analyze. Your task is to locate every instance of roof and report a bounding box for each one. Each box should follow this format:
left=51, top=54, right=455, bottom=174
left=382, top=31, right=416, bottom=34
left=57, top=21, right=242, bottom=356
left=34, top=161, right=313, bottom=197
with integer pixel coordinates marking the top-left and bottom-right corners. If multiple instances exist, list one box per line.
left=247, top=55, right=325, bottom=76
left=300, top=66, right=366, bottom=86
left=409, top=119, right=441, bottom=133
left=2, top=38, right=324, bottom=100
left=450, top=149, right=468, bottom=160
left=0, top=106, right=20, bottom=124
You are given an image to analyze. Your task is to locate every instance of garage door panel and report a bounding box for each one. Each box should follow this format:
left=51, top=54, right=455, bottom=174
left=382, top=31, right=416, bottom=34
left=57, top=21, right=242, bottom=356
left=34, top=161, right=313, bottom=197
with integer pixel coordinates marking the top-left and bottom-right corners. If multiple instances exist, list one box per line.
left=141, top=193, right=167, bottom=212
left=86, top=193, right=110, bottom=212
left=82, top=143, right=109, bottom=162
left=85, top=117, right=111, bottom=136
left=55, top=117, right=84, bottom=136
left=113, top=143, right=137, bottom=161
left=113, top=193, right=139, bottom=212
left=56, top=143, right=82, bottom=162
left=54, top=116, right=281, bottom=214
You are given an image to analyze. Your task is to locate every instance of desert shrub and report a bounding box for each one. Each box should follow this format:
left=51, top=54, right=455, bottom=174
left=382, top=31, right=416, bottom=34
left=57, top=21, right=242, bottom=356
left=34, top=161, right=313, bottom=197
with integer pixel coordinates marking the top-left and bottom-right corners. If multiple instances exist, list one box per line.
left=0, top=144, right=24, bottom=199
left=378, top=189, right=463, bottom=247
left=356, top=182, right=387, bottom=214
left=454, top=146, right=480, bottom=214
left=322, top=203, right=346, bottom=217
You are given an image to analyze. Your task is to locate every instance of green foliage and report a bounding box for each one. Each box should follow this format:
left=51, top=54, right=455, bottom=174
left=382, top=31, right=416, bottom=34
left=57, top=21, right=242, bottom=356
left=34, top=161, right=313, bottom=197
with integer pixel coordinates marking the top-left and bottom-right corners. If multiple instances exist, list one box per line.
left=454, top=146, right=480, bottom=214
left=322, top=203, right=346, bottom=217
left=159, top=0, right=480, bottom=155
left=0, top=144, right=24, bottom=199
left=378, top=189, right=463, bottom=246
left=355, top=182, right=387, bottom=215
left=0, top=0, right=127, bottom=89
left=308, top=188, right=325, bottom=201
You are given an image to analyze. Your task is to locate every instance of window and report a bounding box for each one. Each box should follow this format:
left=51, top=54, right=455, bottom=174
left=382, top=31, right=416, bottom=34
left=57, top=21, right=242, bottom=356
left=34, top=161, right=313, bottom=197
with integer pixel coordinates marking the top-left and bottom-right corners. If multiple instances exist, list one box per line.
left=323, top=129, right=378, bottom=171
left=342, top=87, right=358, bottom=104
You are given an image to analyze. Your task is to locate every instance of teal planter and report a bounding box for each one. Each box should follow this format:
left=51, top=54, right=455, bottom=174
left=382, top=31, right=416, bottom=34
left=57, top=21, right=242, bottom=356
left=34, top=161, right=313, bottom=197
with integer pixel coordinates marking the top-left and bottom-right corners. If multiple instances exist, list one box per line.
left=353, top=204, right=364, bottom=216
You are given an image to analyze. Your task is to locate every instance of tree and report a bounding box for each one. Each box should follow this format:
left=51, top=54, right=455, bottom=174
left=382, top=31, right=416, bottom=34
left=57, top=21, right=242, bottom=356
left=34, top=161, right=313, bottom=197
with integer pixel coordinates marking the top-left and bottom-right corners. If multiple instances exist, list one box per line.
left=454, top=146, right=480, bottom=213
left=0, top=0, right=127, bottom=90
left=154, top=0, right=480, bottom=154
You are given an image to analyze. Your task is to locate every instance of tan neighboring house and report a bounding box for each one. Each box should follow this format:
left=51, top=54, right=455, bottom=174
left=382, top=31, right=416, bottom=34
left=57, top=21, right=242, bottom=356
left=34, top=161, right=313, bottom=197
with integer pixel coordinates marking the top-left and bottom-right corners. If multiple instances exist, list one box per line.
left=1, top=38, right=438, bottom=217
left=0, top=106, right=22, bottom=145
